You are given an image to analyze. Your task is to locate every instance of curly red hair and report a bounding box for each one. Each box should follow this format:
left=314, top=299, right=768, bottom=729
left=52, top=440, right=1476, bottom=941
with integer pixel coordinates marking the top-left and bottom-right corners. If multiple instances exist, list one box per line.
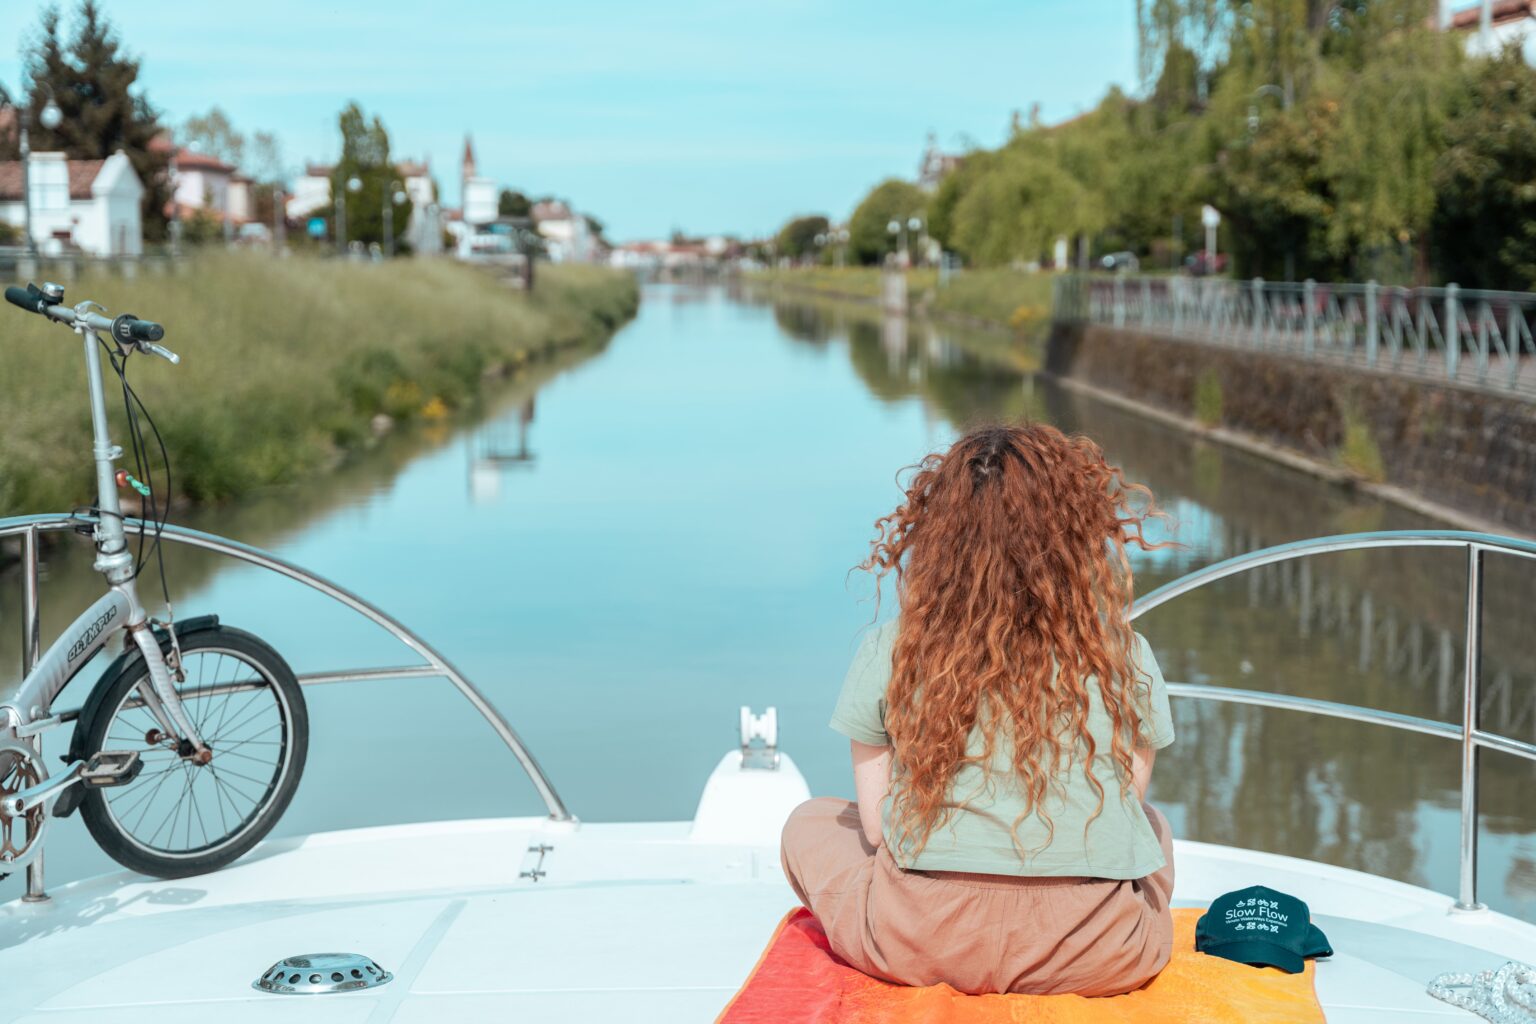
left=860, top=423, right=1165, bottom=857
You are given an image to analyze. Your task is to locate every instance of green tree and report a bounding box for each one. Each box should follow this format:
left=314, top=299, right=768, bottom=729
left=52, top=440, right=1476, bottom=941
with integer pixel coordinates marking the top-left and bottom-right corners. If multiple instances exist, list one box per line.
left=498, top=188, right=531, bottom=218
left=1431, top=48, right=1536, bottom=290
left=8, top=1, right=170, bottom=237
left=848, top=180, right=927, bottom=264
left=1323, top=28, right=1461, bottom=281
left=247, top=131, right=284, bottom=184
left=181, top=106, right=244, bottom=165
left=329, top=102, right=412, bottom=249
left=1210, top=95, right=1342, bottom=279
left=775, top=214, right=830, bottom=261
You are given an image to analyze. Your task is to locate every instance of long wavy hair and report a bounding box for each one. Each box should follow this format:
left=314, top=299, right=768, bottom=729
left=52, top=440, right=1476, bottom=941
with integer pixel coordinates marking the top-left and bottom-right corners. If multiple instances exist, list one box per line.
left=860, top=423, right=1164, bottom=858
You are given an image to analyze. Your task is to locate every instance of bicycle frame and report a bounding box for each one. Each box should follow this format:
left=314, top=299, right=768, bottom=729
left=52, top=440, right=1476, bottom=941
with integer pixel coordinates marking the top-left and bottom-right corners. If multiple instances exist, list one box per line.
left=0, top=321, right=202, bottom=749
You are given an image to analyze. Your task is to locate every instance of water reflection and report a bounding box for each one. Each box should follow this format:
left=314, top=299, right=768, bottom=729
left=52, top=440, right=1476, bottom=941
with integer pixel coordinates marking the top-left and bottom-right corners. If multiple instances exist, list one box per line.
left=3, top=284, right=1533, bottom=924
left=469, top=398, right=538, bottom=503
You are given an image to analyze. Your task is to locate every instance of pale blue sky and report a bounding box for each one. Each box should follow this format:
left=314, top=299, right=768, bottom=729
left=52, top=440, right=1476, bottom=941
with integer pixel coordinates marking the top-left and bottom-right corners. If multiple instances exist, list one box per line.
left=0, top=1, right=1140, bottom=240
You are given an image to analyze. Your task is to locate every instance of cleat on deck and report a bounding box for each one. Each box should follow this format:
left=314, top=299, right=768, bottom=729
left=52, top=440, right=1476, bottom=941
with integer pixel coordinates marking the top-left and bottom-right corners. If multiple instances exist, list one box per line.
left=80, top=751, right=142, bottom=789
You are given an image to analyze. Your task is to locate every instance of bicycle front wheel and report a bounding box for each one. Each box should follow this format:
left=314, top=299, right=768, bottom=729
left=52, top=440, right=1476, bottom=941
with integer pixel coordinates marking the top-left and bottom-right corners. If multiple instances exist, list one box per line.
left=76, top=624, right=308, bottom=879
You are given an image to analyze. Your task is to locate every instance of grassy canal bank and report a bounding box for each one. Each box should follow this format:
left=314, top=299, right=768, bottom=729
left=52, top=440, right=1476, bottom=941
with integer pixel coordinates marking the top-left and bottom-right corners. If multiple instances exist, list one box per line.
left=2, top=254, right=638, bottom=511
left=748, top=266, right=1054, bottom=332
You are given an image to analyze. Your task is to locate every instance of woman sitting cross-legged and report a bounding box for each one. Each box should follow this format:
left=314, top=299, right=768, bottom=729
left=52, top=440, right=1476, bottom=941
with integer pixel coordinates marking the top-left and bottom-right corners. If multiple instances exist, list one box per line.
left=781, top=423, right=1177, bottom=998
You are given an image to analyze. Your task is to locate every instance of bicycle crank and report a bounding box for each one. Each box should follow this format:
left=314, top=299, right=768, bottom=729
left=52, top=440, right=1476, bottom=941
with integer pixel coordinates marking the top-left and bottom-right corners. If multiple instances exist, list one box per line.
left=0, top=740, right=48, bottom=871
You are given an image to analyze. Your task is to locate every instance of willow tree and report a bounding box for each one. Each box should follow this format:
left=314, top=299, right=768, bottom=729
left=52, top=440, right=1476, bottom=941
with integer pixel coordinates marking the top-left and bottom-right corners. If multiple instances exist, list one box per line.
left=1432, top=49, right=1536, bottom=290
left=949, top=145, right=1104, bottom=267
left=1323, top=27, right=1463, bottom=282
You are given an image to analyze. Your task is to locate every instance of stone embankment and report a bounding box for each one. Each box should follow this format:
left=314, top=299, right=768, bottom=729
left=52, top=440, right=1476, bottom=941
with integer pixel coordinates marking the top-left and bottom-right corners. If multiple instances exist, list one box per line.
left=1046, top=322, right=1536, bottom=535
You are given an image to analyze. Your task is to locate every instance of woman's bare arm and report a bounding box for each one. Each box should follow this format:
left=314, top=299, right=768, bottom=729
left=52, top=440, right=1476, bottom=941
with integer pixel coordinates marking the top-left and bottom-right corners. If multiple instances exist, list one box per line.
left=850, top=739, right=892, bottom=849
left=1131, top=744, right=1156, bottom=801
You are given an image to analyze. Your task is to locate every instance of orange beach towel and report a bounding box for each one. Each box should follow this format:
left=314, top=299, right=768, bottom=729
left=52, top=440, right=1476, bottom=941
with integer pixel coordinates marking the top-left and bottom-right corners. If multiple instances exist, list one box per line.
left=718, top=907, right=1326, bottom=1023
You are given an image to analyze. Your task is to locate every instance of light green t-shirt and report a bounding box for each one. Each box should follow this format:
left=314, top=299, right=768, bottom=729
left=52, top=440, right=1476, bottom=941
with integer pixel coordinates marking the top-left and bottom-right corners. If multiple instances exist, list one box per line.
left=829, top=619, right=1174, bottom=880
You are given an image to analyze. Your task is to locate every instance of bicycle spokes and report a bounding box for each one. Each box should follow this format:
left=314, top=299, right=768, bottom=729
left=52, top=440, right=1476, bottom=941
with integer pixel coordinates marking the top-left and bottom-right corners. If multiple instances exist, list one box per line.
left=99, top=650, right=291, bottom=858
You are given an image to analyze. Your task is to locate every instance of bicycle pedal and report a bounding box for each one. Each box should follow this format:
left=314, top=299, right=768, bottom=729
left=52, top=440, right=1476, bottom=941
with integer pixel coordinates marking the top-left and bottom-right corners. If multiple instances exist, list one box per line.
left=81, top=751, right=143, bottom=788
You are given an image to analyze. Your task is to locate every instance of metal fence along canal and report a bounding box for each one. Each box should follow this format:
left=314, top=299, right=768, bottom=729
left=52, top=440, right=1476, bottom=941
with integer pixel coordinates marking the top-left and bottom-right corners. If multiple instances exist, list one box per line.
left=1059, top=275, right=1536, bottom=398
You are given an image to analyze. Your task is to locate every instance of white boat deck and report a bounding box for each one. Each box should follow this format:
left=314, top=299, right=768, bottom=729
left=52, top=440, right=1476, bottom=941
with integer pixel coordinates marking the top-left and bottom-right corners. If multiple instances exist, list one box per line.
left=3, top=754, right=1533, bottom=1023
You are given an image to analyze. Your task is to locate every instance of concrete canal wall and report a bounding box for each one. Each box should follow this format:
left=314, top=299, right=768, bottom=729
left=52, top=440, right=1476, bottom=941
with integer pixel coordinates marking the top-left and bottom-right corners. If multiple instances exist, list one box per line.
left=1045, top=321, right=1536, bottom=535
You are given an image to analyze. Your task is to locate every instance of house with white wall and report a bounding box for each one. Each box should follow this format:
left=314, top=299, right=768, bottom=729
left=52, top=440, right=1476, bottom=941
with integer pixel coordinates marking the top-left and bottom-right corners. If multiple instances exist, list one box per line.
left=150, top=137, right=253, bottom=227
left=460, top=136, right=498, bottom=228
left=532, top=199, right=598, bottom=263
left=0, top=150, right=143, bottom=256
left=1449, top=1, right=1536, bottom=61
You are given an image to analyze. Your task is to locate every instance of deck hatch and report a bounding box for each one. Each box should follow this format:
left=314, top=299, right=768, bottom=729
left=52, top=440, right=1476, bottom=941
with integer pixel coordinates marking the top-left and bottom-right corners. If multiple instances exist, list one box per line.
left=253, top=952, right=393, bottom=995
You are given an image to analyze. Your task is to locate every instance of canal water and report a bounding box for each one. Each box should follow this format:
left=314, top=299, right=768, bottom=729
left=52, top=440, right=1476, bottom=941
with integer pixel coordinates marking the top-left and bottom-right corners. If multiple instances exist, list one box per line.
left=3, top=282, right=1535, bottom=922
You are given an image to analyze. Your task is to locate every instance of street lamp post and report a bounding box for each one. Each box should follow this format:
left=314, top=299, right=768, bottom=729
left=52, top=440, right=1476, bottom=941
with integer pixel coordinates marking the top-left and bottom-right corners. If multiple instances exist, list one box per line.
left=2, top=83, right=63, bottom=260
left=272, top=187, right=286, bottom=254
left=383, top=180, right=405, bottom=258
left=337, top=175, right=361, bottom=255
left=168, top=151, right=181, bottom=258
left=888, top=217, right=924, bottom=268
left=1246, top=83, right=1287, bottom=136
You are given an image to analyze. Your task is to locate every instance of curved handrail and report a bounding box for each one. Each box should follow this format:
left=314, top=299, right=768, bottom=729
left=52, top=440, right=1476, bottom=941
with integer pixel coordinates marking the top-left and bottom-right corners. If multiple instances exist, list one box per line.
left=1133, top=530, right=1536, bottom=620
left=0, top=513, right=573, bottom=823
left=1130, top=528, right=1536, bottom=912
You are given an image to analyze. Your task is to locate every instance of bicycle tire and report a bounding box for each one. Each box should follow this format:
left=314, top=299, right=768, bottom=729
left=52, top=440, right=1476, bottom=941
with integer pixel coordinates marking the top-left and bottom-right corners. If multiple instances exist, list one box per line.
left=75, top=624, right=308, bottom=879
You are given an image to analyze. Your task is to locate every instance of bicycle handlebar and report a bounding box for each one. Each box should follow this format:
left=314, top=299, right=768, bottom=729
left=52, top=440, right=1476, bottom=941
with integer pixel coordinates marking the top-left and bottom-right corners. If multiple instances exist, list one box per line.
left=6, top=282, right=176, bottom=363
left=5, top=285, right=47, bottom=314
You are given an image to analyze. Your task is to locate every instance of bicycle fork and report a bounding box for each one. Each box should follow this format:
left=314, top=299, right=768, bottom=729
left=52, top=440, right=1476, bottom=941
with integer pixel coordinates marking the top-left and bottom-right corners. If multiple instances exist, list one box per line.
left=128, top=625, right=208, bottom=761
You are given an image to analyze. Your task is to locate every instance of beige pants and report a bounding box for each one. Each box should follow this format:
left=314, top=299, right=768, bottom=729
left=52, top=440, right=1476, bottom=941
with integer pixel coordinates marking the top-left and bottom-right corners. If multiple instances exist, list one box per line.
left=779, top=797, right=1175, bottom=997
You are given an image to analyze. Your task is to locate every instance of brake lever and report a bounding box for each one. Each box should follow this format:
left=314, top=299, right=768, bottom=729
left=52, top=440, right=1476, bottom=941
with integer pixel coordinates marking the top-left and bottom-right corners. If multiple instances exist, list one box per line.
left=141, top=341, right=180, bottom=364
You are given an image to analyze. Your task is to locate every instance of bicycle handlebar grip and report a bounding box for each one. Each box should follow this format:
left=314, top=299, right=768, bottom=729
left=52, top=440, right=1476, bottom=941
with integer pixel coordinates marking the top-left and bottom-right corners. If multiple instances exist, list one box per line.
left=111, top=313, right=165, bottom=345
left=5, top=285, right=45, bottom=314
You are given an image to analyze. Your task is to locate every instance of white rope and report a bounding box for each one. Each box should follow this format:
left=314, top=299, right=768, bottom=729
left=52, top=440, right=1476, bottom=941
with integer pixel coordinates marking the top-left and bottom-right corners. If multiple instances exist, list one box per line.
left=1428, top=962, right=1536, bottom=1023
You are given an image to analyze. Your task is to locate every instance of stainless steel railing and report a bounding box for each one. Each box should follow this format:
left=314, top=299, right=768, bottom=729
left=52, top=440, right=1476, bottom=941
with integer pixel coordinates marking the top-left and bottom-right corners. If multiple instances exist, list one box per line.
left=0, top=514, right=575, bottom=834
left=1056, top=274, right=1536, bottom=398
left=1132, top=530, right=1536, bottom=912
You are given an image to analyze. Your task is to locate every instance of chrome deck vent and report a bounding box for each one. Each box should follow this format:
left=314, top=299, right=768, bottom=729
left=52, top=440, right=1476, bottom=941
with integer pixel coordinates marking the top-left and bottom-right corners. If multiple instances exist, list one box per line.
left=253, top=952, right=393, bottom=995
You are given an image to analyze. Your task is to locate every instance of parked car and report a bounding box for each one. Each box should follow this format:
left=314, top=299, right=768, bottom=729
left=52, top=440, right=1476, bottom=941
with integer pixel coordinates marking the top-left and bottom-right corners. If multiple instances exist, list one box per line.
left=1101, top=251, right=1139, bottom=272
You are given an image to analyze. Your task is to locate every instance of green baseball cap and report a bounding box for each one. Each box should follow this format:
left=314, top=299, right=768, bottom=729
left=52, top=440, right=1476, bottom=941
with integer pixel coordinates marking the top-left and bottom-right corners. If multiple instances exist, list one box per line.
left=1195, top=885, right=1333, bottom=974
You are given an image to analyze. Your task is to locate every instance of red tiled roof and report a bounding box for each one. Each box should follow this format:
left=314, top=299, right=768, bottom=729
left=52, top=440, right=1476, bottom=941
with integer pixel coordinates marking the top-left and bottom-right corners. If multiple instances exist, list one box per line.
left=164, top=200, right=246, bottom=225
left=1450, top=0, right=1535, bottom=28
left=173, top=149, right=234, bottom=173
left=68, top=160, right=105, bottom=198
left=396, top=160, right=429, bottom=178
left=0, top=158, right=105, bottom=201
left=304, top=163, right=334, bottom=178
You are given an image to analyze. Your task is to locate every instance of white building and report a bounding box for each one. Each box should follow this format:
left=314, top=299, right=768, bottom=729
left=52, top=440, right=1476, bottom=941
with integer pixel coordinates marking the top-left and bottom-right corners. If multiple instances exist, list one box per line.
left=1450, top=0, right=1536, bottom=61
left=149, top=137, right=254, bottom=228
left=918, top=132, right=964, bottom=192
left=0, top=150, right=143, bottom=257
left=532, top=199, right=597, bottom=263
left=286, top=163, right=334, bottom=220
left=460, top=136, right=498, bottom=228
